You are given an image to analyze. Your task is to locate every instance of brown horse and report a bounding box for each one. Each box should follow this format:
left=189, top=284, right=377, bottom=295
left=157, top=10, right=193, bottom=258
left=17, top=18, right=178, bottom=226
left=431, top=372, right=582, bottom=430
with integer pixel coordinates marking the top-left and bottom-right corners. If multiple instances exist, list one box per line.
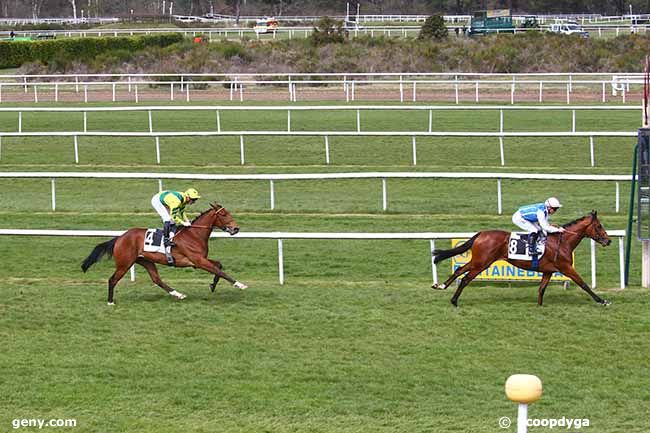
left=432, top=211, right=612, bottom=307
left=81, top=203, right=247, bottom=305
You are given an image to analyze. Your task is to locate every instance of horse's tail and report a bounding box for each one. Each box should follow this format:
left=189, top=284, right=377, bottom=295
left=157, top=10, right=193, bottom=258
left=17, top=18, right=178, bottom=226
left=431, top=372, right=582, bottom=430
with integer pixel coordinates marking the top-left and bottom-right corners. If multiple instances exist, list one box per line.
left=433, top=233, right=479, bottom=264
left=81, top=238, right=117, bottom=272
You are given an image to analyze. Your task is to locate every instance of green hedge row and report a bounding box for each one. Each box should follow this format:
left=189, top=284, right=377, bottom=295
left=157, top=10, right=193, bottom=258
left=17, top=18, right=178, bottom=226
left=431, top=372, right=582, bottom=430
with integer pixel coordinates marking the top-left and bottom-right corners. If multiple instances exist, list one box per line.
left=0, top=33, right=183, bottom=69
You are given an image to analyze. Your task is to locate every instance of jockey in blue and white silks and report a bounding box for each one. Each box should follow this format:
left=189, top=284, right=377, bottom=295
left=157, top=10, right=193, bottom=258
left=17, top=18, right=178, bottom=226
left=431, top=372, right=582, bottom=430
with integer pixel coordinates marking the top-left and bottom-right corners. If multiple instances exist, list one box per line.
left=512, top=197, right=566, bottom=256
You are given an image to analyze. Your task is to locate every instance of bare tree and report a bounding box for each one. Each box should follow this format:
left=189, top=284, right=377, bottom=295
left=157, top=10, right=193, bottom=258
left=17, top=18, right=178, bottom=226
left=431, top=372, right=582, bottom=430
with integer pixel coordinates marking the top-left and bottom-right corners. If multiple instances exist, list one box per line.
left=69, top=0, right=78, bottom=19
left=31, top=0, right=45, bottom=18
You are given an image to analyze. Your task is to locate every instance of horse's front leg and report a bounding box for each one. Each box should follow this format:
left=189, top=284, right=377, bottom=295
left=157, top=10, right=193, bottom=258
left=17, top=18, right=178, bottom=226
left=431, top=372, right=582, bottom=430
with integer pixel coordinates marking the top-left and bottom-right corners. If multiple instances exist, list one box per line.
left=208, top=260, right=222, bottom=292
left=195, top=258, right=248, bottom=290
left=558, top=265, right=610, bottom=306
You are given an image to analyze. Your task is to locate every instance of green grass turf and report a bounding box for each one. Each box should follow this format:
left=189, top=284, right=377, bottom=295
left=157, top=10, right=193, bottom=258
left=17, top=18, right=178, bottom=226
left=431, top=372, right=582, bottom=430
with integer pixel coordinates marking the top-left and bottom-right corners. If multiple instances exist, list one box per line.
left=0, top=101, right=647, bottom=432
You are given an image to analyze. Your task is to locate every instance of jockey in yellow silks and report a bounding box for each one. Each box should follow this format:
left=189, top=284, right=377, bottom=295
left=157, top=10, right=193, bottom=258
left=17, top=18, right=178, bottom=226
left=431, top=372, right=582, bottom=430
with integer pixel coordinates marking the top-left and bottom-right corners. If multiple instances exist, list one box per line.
left=151, top=188, right=201, bottom=262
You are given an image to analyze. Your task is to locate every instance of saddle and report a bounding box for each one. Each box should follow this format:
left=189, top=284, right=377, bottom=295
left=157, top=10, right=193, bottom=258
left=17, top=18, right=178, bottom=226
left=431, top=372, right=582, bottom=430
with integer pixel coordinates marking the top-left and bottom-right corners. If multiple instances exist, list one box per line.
left=508, top=233, right=546, bottom=261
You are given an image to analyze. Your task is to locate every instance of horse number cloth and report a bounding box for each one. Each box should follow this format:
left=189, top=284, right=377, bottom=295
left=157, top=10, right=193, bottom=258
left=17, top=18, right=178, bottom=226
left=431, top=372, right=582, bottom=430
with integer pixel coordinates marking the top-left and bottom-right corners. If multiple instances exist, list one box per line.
left=143, top=229, right=167, bottom=253
left=507, top=232, right=546, bottom=260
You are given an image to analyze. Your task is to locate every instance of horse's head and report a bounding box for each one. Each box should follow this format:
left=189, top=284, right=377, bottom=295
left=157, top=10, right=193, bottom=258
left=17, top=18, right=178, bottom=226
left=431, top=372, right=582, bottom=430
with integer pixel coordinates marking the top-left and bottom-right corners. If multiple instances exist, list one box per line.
left=210, top=203, right=239, bottom=236
left=585, top=211, right=611, bottom=247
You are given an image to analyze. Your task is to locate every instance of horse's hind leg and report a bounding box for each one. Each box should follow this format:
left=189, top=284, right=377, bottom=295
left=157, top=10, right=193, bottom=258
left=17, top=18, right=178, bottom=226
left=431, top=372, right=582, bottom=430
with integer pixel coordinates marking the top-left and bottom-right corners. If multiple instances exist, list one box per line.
left=107, top=266, right=129, bottom=305
left=450, top=264, right=492, bottom=307
left=537, top=272, right=552, bottom=306
left=136, top=258, right=185, bottom=300
left=432, top=262, right=470, bottom=290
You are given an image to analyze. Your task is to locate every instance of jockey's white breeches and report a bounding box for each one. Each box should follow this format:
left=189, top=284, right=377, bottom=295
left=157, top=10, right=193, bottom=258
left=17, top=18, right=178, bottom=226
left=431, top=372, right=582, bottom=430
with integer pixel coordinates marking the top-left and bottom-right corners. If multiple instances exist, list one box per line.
left=512, top=211, right=542, bottom=233
left=151, top=195, right=172, bottom=223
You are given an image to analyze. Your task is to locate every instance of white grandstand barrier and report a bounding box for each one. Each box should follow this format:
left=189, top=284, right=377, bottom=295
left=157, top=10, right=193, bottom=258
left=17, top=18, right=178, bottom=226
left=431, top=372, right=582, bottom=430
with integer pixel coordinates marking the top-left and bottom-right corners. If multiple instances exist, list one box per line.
left=0, top=229, right=627, bottom=289
left=0, top=171, right=636, bottom=215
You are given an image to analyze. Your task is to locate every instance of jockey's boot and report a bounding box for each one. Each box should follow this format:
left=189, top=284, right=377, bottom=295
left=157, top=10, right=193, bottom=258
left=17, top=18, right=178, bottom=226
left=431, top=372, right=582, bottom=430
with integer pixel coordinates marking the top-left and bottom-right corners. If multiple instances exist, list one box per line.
left=163, top=221, right=176, bottom=247
left=163, top=222, right=176, bottom=266
left=528, top=232, right=539, bottom=257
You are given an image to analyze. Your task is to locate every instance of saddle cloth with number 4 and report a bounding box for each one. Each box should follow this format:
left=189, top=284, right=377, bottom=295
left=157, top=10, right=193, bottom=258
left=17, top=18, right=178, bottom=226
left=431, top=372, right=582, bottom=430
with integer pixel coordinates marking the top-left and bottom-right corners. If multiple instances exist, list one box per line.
left=507, top=232, right=546, bottom=261
left=143, top=229, right=167, bottom=253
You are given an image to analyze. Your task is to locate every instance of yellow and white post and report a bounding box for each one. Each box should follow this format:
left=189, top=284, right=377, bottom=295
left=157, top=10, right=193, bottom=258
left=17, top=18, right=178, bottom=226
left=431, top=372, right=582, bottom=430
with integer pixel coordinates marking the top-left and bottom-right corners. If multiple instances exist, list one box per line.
left=505, top=374, right=543, bottom=433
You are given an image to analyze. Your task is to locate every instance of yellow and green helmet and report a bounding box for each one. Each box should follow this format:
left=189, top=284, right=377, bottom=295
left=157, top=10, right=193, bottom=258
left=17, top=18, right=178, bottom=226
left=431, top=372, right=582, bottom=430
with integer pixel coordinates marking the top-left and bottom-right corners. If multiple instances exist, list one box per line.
left=185, top=188, right=201, bottom=199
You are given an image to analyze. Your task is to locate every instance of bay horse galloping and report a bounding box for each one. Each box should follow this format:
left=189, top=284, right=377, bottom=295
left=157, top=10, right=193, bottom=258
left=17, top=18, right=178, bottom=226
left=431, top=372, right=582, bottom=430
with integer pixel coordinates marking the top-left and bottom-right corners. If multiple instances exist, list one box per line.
left=81, top=203, right=247, bottom=305
left=432, top=211, right=612, bottom=307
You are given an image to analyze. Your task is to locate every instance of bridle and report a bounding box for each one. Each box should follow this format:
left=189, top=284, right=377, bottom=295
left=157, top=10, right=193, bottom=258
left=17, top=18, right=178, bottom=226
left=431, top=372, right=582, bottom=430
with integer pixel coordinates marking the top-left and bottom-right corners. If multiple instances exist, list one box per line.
left=181, top=206, right=227, bottom=230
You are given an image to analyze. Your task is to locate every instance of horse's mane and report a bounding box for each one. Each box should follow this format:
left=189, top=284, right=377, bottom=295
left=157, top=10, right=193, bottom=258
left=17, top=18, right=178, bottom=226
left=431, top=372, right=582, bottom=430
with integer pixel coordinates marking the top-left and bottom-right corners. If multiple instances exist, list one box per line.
left=191, top=203, right=221, bottom=223
left=562, top=212, right=595, bottom=228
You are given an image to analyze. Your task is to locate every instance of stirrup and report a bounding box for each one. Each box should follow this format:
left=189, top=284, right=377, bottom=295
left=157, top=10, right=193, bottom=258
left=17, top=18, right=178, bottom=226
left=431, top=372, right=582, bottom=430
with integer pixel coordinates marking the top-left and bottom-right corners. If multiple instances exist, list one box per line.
left=165, top=252, right=175, bottom=266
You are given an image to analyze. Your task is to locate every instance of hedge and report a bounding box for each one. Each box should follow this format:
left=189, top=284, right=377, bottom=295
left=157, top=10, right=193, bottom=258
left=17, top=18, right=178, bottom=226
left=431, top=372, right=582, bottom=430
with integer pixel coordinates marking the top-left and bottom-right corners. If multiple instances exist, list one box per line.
left=0, top=33, right=183, bottom=69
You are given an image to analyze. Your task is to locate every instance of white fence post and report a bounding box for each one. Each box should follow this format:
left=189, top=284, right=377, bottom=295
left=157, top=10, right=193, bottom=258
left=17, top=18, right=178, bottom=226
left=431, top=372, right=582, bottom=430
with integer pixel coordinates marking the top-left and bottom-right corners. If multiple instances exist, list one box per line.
left=428, top=109, right=433, bottom=132
left=278, top=239, right=284, bottom=285
left=270, top=180, right=275, bottom=210
left=411, top=136, right=417, bottom=165
left=83, top=111, right=87, bottom=132
left=324, top=135, right=330, bottom=164
left=287, top=109, right=291, bottom=132
left=590, top=136, right=595, bottom=167
left=615, top=182, right=620, bottom=213
left=134, top=85, right=138, bottom=103
left=74, top=136, right=79, bottom=164
left=112, top=83, right=116, bottom=102
left=240, top=135, right=245, bottom=165
left=148, top=110, right=153, bottom=133
left=497, top=179, right=502, bottom=215
left=51, top=178, right=56, bottom=211
left=382, top=178, right=388, bottom=211
left=499, top=137, right=505, bottom=166
left=619, top=237, right=625, bottom=289
left=356, top=109, right=361, bottom=132
left=18, top=112, right=22, bottom=133
left=430, top=239, right=438, bottom=285
left=572, top=110, right=576, bottom=132
left=591, top=239, right=597, bottom=288
left=84, top=85, right=88, bottom=103
left=155, top=136, right=161, bottom=164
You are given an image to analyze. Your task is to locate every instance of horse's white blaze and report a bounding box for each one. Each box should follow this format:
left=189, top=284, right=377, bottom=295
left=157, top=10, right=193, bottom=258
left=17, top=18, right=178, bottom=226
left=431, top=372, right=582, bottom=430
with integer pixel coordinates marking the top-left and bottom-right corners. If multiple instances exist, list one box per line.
left=234, top=281, right=248, bottom=290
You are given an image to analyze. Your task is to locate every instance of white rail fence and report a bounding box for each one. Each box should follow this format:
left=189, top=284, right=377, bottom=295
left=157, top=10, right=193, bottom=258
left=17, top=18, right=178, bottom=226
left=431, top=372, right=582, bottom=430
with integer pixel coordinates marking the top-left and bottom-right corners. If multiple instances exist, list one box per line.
left=0, top=171, right=635, bottom=215
left=0, top=73, right=644, bottom=103
left=0, top=105, right=640, bottom=168
left=0, top=229, right=627, bottom=289
left=2, top=23, right=648, bottom=39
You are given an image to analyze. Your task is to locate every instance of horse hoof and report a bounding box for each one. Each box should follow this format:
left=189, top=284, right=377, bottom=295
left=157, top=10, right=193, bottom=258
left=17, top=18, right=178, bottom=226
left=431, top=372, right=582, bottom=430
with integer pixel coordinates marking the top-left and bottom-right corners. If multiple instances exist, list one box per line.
left=233, top=281, right=248, bottom=290
left=107, top=302, right=115, bottom=306
left=209, top=284, right=216, bottom=293
left=169, top=290, right=186, bottom=300
left=431, top=283, right=446, bottom=290
left=601, top=299, right=611, bottom=306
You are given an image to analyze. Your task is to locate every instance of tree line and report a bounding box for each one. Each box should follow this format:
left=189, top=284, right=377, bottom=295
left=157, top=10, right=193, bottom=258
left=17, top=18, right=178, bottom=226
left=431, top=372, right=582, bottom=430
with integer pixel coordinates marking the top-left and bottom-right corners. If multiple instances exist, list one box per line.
left=1, top=0, right=649, bottom=20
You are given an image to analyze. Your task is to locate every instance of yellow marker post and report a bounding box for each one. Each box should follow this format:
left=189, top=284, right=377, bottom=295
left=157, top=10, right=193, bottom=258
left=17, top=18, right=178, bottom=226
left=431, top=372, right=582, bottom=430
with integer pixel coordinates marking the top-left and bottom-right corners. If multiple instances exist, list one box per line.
left=505, top=374, right=543, bottom=433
